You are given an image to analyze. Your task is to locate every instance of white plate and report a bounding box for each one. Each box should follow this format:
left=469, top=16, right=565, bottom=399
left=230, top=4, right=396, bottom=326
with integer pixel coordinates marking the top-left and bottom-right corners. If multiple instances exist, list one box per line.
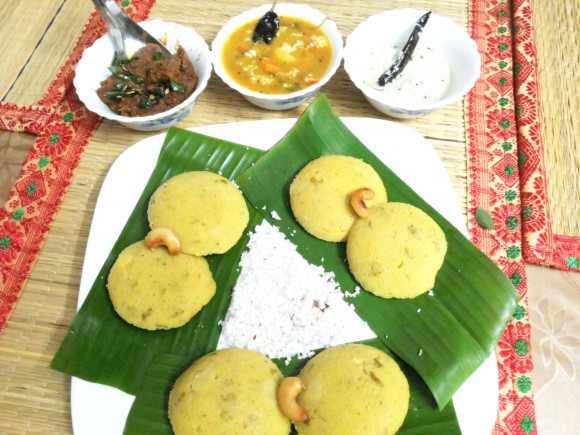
left=72, top=118, right=497, bottom=434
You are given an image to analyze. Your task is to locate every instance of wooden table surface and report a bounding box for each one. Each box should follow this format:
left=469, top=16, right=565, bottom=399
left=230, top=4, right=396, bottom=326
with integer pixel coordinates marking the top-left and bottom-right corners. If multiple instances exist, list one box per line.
left=0, top=0, right=577, bottom=434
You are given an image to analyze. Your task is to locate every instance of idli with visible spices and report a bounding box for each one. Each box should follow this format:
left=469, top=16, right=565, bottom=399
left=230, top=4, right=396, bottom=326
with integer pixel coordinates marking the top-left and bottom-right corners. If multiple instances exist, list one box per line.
left=168, top=348, right=291, bottom=435
left=148, top=171, right=249, bottom=256
left=289, top=155, right=387, bottom=242
left=347, top=202, right=447, bottom=299
left=107, top=240, right=216, bottom=330
left=294, top=343, right=409, bottom=435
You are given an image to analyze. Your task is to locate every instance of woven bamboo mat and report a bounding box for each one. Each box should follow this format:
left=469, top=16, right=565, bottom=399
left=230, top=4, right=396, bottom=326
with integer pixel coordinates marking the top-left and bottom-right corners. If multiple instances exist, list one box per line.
left=532, top=1, right=579, bottom=236
left=0, top=0, right=541, bottom=433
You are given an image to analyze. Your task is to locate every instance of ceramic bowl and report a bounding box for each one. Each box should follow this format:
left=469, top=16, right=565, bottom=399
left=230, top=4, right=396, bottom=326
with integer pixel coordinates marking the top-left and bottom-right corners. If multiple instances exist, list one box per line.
left=74, top=20, right=212, bottom=131
left=211, top=3, right=343, bottom=110
left=343, top=8, right=481, bottom=119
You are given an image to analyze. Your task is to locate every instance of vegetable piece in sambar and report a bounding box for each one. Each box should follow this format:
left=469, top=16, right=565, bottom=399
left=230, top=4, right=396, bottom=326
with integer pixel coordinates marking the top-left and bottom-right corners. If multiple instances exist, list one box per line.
left=221, top=15, right=333, bottom=94
left=168, top=348, right=291, bottom=435
left=347, top=202, right=447, bottom=298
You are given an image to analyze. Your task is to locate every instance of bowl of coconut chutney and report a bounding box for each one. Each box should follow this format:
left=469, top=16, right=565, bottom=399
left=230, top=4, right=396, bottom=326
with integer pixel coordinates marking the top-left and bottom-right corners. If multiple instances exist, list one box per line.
left=343, top=8, right=481, bottom=119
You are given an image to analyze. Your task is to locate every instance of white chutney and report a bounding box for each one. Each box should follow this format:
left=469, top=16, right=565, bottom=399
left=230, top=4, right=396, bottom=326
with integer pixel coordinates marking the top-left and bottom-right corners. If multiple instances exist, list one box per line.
left=365, top=45, right=451, bottom=106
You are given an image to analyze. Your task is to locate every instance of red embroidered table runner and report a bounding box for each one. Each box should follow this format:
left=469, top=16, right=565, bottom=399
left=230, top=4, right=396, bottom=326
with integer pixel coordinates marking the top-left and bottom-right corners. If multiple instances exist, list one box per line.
left=466, top=0, right=537, bottom=432
left=0, top=1, right=155, bottom=332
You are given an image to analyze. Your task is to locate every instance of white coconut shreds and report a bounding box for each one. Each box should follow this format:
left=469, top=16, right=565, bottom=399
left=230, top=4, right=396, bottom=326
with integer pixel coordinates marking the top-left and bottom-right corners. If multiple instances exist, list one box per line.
left=217, top=220, right=374, bottom=362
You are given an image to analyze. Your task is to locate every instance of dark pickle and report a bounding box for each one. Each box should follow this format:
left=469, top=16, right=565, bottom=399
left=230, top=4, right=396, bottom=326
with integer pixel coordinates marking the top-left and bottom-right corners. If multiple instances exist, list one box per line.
left=96, top=43, right=198, bottom=117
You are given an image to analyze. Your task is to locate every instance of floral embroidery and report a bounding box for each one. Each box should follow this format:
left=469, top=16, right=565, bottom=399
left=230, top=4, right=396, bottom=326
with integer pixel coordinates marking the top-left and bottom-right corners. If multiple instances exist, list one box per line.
left=37, top=123, right=73, bottom=156
left=38, top=156, right=50, bottom=169
left=504, top=164, right=515, bottom=176
left=516, top=375, right=532, bottom=393
left=0, top=221, right=24, bottom=263
left=520, top=415, right=535, bottom=434
left=566, top=257, right=579, bottom=269
left=506, top=216, right=519, bottom=230
left=27, top=182, right=37, bottom=196
left=513, top=304, right=526, bottom=320
left=514, top=339, right=529, bottom=356
left=505, top=190, right=517, bottom=202
left=497, top=323, right=534, bottom=373
left=507, top=245, right=521, bottom=259
left=11, top=209, right=24, bottom=221
left=0, top=0, right=155, bottom=335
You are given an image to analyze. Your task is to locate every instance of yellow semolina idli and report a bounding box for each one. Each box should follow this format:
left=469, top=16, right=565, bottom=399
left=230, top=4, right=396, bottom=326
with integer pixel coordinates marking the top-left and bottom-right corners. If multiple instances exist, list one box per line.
left=168, top=347, right=291, bottom=435
left=148, top=171, right=249, bottom=256
left=107, top=240, right=216, bottom=330
left=346, top=202, right=447, bottom=299
left=294, top=343, right=409, bottom=435
left=289, top=155, right=387, bottom=242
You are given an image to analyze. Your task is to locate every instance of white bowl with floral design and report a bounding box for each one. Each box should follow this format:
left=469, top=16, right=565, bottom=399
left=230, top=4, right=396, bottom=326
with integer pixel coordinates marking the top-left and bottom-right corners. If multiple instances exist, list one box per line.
left=211, top=3, right=343, bottom=110
left=344, top=9, right=481, bottom=119
left=74, top=20, right=212, bottom=131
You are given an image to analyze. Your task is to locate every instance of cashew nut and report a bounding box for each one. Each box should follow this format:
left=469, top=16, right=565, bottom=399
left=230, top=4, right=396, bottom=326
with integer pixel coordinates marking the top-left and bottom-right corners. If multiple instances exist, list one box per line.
left=350, top=187, right=375, bottom=218
left=145, top=227, right=181, bottom=256
left=277, top=377, right=309, bottom=423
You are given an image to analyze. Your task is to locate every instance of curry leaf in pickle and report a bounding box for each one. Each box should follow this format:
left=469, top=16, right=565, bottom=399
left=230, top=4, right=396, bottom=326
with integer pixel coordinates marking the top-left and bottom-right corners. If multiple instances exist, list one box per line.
left=169, top=80, right=187, bottom=93
left=140, top=93, right=160, bottom=109
left=111, top=53, right=135, bottom=66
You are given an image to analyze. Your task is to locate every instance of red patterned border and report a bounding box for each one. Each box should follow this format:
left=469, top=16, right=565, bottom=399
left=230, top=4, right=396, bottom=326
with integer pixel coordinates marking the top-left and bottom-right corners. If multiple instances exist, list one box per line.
left=0, top=1, right=156, bottom=333
left=466, top=0, right=537, bottom=433
left=512, top=0, right=580, bottom=271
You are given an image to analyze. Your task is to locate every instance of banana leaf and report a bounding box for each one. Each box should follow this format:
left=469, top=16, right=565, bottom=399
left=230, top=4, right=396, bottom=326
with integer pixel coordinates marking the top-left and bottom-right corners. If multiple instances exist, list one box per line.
left=123, top=338, right=460, bottom=434
left=50, top=128, right=265, bottom=393
left=235, top=94, right=519, bottom=409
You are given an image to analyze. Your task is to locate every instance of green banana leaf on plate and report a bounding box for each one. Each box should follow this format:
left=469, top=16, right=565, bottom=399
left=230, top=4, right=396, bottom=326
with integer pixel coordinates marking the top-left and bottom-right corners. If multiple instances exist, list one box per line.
left=123, top=338, right=461, bottom=434
left=51, top=94, right=518, bottom=431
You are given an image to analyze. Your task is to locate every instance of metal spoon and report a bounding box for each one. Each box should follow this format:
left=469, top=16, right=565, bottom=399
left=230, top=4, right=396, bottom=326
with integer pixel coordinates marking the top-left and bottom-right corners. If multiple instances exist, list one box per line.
left=91, top=0, right=171, bottom=58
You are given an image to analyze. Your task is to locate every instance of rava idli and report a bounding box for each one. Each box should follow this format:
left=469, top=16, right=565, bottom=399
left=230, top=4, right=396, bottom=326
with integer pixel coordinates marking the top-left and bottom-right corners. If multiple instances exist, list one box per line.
left=168, top=348, right=291, bottom=435
left=289, top=155, right=387, bottom=242
left=290, top=343, right=409, bottom=435
left=347, top=202, right=447, bottom=299
left=148, top=171, right=249, bottom=256
left=107, top=239, right=216, bottom=330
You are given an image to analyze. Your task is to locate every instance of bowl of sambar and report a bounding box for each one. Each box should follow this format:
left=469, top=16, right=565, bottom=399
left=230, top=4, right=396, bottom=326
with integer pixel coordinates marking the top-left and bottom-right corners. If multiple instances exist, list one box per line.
left=212, top=3, right=343, bottom=110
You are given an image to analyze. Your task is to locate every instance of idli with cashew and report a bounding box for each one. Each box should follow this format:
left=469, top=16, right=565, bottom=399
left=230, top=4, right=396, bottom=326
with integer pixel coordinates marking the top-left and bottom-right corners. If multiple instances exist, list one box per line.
left=285, top=343, right=409, bottom=435
left=289, top=155, right=387, bottom=242
left=168, top=347, right=291, bottom=435
left=346, top=202, right=447, bottom=299
left=148, top=171, right=249, bottom=256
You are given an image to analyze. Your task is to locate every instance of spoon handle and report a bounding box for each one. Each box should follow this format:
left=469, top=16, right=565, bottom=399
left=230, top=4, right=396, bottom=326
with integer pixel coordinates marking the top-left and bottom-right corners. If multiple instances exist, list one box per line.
left=91, top=0, right=171, bottom=58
